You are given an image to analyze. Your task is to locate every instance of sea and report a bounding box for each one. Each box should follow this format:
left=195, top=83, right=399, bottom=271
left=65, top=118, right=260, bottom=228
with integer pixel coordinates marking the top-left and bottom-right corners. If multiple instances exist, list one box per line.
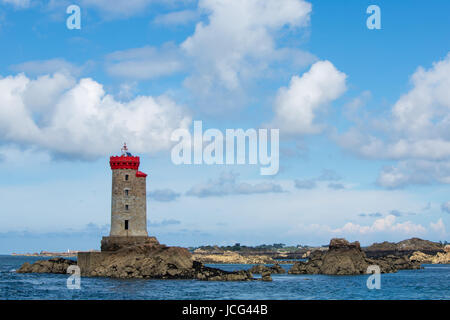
left=1, top=255, right=449, bottom=300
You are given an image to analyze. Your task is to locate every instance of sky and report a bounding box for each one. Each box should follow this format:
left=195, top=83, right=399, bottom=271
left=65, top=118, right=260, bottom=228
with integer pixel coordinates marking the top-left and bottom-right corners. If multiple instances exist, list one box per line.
left=0, top=0, right=449, bottom=253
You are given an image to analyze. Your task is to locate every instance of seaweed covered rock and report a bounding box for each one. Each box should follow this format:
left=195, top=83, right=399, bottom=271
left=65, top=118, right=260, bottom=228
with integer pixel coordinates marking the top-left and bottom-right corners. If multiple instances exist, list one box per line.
left=16, top=258, right=76, bottom=274
left=248, top=264, right=285, bottom=274
left=193, top=262, right=254, bottom=281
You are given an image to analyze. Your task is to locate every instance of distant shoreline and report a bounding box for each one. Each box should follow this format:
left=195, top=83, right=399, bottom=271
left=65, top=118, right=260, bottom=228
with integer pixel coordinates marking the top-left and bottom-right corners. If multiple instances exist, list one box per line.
left=11, top=250, right=99, bottom=258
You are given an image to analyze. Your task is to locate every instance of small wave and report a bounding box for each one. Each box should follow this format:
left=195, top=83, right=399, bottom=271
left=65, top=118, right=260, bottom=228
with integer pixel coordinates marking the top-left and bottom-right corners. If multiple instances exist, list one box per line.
left=10, top=269, right=16, bottom=272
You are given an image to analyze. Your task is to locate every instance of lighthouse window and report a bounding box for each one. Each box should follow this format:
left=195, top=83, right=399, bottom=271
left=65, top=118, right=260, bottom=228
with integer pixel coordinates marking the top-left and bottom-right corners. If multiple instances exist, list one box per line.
left=124, top=189, right=129, bottom=196
left=125, top=174, right=129, bottom=181
left=124, top=220, right=129, bottom=230
left=125, top=204, right=129, bottom=211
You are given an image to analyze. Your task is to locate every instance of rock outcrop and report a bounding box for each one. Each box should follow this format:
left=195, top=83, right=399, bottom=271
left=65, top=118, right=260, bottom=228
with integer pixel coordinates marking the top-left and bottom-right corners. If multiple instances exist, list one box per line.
left=364, top=238, right=444, bottom=258
left=260, top=271, right=272, bottom=281
left=289, top=238, right=421, bottom=275
left=192, top=262, right=254, bottom=281
left=248, top=264, right=285, bottom=274
left=193, top=250, right=275, bottom=264
left=366, top=255, right=421, bottom=273
left=410, top=246, right=450, bottom=264
left=17, top=258, right=76, bottom=274
left=17, top=244, right=255, bottom=281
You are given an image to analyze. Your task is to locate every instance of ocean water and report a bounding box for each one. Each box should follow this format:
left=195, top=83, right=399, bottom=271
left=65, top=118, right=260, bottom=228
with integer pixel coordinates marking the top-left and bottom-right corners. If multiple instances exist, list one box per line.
left=1, top=255, right=449, bottom=300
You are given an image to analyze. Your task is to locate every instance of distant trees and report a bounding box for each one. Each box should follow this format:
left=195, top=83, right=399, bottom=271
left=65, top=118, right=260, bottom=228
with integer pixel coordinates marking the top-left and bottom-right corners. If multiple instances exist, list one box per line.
left=193, top=243, right=301, bottom=252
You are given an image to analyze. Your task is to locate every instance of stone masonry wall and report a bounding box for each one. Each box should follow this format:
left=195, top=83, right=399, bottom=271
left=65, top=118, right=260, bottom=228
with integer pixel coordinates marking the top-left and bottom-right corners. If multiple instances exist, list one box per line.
left=110, top=168, right=148, bottom=236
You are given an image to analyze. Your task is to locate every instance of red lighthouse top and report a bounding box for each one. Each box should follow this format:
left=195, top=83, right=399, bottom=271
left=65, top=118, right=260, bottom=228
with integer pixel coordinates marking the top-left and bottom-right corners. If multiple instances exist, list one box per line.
left=109, top=143, right=147, bottom=178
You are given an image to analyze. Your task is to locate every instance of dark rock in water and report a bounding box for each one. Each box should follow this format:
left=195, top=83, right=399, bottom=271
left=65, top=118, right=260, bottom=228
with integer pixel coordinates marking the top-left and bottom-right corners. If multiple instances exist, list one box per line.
left=289, top=239, right=368, bottom=275
left=289, top=238, right=422, bottom=275
left=193, top=261, right=253, bottom=281
left=16, top=258, right=76, bottom=274
left=367, top=255, right=421, bottom=273
left=364, top=238, right=444, bottom=258
left=248, top=264, right=285, bottom=274
left=260, top=271, right=272, bottom=282
left=17, top=244, right=255, bottom=281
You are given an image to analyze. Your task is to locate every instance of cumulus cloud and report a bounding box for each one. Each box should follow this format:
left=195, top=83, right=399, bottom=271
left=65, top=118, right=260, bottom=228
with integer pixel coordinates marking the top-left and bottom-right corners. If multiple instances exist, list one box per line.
left=181, top=0, right=314, bottom=108
left=105, top=44, right=184, bottom=80
left=148, top=189, right=181, bottom=202
left=0, top=73, right=191, bottom=158
left=288, top=215, right=439, bottom=243
left=377, top=160, right=450, bottom=188
left=186, top=171, right=284, bottom=198
left=271, top=60, right=347, bottom=135
left=73, top=0, right=315, bottom=112
left=430, top=218, right=446, bottom=237
left=337, top=53, right=450, bottom=187
left=334, top=215, right=427, bottom=236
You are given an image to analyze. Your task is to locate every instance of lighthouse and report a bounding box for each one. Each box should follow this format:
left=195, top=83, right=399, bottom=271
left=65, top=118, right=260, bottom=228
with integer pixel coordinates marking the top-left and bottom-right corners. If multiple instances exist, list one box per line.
left=101, top=143, right=158, bottom=251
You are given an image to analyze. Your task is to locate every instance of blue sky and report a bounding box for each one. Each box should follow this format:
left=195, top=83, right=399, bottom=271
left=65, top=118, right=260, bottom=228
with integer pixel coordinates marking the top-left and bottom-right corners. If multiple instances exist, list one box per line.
left=0, top=0, right=449, bottom=253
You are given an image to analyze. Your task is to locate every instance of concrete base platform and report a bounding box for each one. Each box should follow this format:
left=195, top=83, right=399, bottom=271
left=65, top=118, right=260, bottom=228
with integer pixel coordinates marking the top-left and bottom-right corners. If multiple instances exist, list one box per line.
left=100, top=236, right=159, bottom=252
left=77, top=251, right=108, bottom=275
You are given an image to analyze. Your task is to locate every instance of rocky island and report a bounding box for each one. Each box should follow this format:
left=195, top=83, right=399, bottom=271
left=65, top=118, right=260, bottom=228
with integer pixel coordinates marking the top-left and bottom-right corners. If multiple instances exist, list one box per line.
left=192, top=249, right=275, bottom=264
left=363, top=237, right=445, bottom=258
left=18, top=240, right=255, bottom=281
left=18, top=237, right=432, bottom=279
left=289, top=238, right=422, bottom=275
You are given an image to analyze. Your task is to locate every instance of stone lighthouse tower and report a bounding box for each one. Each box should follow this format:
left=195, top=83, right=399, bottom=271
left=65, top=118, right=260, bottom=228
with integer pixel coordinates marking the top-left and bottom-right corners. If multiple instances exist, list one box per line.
left=101, top=143, right=158, bottom=251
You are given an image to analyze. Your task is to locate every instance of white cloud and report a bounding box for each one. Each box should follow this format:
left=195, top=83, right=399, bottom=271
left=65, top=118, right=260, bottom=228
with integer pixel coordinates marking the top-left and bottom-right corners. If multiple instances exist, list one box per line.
left=181, top=0, right=313, bottom=107
left=377, top=160, right=450, bottom=188
left=334, top=215, right=427, bottom=236
left=337, top=53, right=450, bottom=187
left=271, top=60, right=347, bottom=135
left=105, top=44, right=184, bottom=80
left=0, top=145, right=51, bottom=166
left=0, top=73, right=191, bottom=158
left=430, top=218, right=446, bottom=237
